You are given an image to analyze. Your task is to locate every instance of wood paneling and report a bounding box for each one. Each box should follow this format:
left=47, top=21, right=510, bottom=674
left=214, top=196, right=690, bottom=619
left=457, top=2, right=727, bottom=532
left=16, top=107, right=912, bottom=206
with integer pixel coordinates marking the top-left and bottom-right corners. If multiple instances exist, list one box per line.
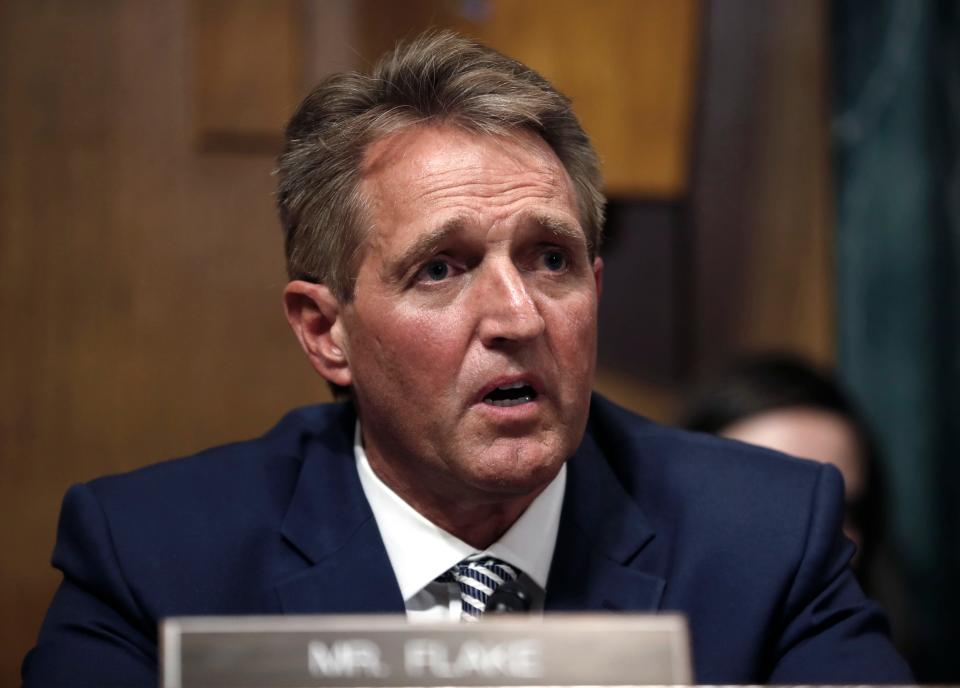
left=452, top=0, right=701, bottom=198
left=193, top=0, right=302, bottom=151
left=690, top=0, right=834, bottom=375
left=596, top=201, right=686, bottom=392
left=0, top=2, right=328, bottom=679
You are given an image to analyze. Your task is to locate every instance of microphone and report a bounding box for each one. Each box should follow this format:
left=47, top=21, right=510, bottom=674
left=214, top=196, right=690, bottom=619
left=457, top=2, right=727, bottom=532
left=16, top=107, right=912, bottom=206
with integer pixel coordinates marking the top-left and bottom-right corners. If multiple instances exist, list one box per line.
left=486, top=578, right=533, bottom=613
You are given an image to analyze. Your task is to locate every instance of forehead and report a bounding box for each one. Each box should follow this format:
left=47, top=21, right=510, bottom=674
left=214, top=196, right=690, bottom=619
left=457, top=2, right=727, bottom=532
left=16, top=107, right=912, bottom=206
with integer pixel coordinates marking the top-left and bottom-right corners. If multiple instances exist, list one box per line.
left=723, top=408, right=865, bottom=494
left=359, top=124, right=579, bottom=231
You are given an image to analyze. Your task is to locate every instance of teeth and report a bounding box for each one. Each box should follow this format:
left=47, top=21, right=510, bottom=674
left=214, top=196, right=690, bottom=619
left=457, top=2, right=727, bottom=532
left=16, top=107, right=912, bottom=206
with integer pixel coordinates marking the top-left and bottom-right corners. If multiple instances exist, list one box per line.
left=487, top=394, right=533, bottom=407
left=483, top=380, right=536, bottom=407
left=497, top=381, right=528, bottom=391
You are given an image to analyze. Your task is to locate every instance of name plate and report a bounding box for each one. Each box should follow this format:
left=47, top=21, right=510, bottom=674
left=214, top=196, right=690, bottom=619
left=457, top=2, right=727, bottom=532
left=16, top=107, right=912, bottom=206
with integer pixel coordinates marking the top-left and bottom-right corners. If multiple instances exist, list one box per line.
left=161, top=614, right=692, bottom=688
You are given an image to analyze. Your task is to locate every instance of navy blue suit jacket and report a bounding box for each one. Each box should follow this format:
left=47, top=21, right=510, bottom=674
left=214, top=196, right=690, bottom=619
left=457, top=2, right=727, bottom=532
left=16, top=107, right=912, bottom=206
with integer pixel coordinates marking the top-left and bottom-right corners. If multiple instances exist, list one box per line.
left=23, top=395, right=911, bottom=686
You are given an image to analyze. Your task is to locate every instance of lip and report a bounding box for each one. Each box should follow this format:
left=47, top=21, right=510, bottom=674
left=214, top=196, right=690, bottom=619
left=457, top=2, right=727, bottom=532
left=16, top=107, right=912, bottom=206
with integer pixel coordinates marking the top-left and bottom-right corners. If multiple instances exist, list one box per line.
left=475, top=373, right=546, bottom=406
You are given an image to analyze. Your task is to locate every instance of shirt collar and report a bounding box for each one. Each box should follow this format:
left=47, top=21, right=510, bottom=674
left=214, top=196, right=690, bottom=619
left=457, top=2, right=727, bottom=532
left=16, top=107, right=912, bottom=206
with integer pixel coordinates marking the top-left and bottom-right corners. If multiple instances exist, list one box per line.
left=354, top=422, right=566, bottom=602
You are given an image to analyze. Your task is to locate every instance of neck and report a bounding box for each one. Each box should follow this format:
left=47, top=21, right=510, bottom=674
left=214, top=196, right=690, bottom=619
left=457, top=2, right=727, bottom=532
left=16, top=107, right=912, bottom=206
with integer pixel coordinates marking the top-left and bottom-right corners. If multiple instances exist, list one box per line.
left=365, top=453, right=545, bottom=549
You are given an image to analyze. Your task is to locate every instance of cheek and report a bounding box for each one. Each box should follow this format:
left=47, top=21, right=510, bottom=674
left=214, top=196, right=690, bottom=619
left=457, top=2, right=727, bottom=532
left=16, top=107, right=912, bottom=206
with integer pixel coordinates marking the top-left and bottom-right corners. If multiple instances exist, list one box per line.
left=553, top=294, right=598, bottom=353
left=548, top=298, right=598, bottom=408
left=362, top=305, right=470, bottom=381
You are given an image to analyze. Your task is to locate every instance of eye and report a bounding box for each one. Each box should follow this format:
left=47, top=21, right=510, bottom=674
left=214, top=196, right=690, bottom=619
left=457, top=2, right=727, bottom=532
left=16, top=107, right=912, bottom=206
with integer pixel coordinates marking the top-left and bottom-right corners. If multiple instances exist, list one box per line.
left=418, top=258, right=451, bottom=282
left=541, top=249, right=568, bottom=272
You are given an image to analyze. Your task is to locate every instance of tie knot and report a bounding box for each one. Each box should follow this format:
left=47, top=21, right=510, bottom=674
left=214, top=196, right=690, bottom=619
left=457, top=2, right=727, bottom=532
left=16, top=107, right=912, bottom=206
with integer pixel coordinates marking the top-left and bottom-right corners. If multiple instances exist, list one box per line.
left=446, top=554, right=519, bottom=620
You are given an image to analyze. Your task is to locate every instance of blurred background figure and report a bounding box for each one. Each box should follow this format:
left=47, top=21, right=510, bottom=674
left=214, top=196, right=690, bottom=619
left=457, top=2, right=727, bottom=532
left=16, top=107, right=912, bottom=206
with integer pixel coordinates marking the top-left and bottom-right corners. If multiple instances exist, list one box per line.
left=679, top=354, right=915, bottom=662
left=681, top=355, right=883, bottom=570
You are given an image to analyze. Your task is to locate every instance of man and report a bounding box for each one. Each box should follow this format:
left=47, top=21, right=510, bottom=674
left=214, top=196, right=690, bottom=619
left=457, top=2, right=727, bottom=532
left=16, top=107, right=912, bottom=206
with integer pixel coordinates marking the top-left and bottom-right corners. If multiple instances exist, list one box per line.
left=23, top=31, right=911, bottom=686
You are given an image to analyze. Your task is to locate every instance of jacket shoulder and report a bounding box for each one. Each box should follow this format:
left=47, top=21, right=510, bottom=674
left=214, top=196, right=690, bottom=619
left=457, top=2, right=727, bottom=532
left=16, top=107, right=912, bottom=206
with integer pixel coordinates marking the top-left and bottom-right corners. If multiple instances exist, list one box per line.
left=587, top=393, right=836, bottom=502
left=86, top=402, right=353, bottom=505
left=55, top=402, right=356, bottom=615
left=585, top=393, right=844, bottom=563
left=584, top=396, right=914, bottom=684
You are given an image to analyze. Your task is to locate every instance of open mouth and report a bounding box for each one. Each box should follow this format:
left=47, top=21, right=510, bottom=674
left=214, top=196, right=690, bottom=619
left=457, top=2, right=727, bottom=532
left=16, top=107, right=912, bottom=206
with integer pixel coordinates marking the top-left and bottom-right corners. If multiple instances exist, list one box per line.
left=482, top=381, right=538, bottom=407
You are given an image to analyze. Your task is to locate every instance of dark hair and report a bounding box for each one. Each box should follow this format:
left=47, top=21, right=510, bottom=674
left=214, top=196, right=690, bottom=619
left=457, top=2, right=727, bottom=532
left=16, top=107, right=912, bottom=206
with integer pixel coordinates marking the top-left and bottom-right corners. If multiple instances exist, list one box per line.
left=682, top=354, right=863, bottom=434
left=680, top=353, right=888, bottom=589
left=276, top=30, right=605, bottom=303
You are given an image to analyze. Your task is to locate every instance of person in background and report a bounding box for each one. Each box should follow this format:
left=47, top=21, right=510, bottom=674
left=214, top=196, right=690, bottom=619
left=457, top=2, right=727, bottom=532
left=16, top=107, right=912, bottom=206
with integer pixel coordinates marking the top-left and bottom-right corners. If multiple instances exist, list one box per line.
left=679, top=352, right=912, bottom=652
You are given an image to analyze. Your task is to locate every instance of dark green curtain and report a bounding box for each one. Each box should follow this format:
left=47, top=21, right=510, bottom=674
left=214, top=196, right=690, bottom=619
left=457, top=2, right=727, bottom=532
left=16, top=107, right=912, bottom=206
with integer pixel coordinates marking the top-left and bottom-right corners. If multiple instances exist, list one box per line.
left=833, top=0, right=960, bottom=680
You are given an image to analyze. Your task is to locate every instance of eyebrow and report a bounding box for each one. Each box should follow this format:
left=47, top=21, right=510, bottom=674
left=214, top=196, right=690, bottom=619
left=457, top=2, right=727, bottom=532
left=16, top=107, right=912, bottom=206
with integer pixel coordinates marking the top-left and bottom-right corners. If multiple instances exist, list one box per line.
left=531, top=213, right=588, bottom=249
left=381, top=216, right=468, bottom=286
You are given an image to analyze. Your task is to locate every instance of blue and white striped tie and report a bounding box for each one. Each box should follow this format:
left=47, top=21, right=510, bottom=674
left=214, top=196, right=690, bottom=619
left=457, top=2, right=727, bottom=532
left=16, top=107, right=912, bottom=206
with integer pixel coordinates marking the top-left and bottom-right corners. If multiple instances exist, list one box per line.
left=440, top=554, right=519, bottom=621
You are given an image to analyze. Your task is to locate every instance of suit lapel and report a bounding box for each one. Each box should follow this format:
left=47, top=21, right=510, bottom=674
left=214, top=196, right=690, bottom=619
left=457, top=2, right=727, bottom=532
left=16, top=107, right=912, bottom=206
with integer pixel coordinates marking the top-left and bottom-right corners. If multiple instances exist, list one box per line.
left=275, top=404, right=405, bottom=614
left=271, top=400, right=665, bottom=615
left=546, top=428, right=666, bottom=612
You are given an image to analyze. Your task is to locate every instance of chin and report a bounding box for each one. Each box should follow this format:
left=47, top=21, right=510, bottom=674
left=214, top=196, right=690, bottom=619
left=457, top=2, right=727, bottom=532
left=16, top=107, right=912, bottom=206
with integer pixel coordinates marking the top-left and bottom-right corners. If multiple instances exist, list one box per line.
left=464, top=439, right=568, bottom=494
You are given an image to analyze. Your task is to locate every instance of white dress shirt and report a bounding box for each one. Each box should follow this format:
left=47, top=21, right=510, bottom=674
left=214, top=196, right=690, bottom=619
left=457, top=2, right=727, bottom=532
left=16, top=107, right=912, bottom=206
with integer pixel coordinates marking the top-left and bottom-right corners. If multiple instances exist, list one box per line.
left=354, top=423, right=566, bottom=622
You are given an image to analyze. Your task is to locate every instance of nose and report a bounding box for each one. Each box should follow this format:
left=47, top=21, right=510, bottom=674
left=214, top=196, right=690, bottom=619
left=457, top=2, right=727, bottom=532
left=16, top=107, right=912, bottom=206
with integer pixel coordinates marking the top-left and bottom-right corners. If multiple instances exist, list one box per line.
left=474, top=261, right=546, bottom=346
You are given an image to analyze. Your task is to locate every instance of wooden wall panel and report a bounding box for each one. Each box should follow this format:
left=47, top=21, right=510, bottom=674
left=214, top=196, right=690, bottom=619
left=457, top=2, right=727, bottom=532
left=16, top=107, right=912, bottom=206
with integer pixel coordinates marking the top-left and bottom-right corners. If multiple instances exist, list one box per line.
left=193, top=0, right=301, bottom=150
left=454, top=0, right=700, bottom=198
left=0, top=2, right=328, bottom=679
left=690, top=0, right=834, bottom=376
left=738, top=0, right=833, bottom=362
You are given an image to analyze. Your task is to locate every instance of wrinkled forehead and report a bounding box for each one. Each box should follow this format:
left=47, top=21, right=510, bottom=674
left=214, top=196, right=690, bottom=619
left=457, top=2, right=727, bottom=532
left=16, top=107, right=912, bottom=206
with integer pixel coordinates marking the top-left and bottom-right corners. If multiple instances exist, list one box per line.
left=361, top=123, right=564, bottom=176
left=358, top=123, right=580, bottom=224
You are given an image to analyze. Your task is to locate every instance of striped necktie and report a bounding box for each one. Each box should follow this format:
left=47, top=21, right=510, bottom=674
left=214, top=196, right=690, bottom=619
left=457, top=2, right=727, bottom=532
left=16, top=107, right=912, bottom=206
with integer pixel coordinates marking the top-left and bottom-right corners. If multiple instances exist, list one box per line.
left=439, top=554, right=519, bottom=621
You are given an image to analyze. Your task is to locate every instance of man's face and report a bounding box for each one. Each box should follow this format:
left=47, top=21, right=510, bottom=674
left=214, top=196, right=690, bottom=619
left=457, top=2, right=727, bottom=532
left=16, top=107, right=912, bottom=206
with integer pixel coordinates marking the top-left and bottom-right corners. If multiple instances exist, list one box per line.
left=336, top=125, right=602, bottom=510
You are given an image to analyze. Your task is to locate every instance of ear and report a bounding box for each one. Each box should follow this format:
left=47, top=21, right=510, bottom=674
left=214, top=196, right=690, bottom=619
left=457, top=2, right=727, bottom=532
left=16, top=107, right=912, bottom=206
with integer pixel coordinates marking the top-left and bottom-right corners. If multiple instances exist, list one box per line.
left=592, top=256, right=604, bottom=299
left=283, top=281, right=352, bottom=388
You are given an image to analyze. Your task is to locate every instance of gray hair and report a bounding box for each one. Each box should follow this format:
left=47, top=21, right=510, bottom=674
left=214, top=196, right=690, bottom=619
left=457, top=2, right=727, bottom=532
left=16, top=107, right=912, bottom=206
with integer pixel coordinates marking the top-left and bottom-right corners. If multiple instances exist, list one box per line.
left=276, top=30, right=605, bottom=302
